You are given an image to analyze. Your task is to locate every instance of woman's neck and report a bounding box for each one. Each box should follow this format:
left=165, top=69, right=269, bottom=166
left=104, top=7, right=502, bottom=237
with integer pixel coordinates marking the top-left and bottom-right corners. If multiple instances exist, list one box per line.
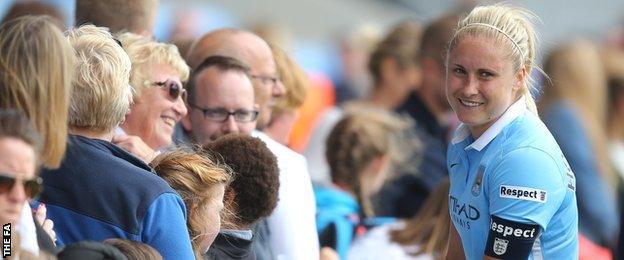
left=368, top=85, right=406, bottom=110
left=69, top=128, right=113, bottom=142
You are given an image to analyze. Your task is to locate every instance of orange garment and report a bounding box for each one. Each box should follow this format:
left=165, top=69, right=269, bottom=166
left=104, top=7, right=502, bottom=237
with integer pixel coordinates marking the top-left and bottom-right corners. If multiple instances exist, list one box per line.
left=288, top=73, right=335, bottom=152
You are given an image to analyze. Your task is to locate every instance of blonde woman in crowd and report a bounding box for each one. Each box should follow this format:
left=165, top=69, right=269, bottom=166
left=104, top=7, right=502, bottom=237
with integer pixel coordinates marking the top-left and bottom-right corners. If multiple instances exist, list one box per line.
left=539, top=40, right=618, bottom=251
left=0, top=16, right=73, bottom=169
left=264, top=43, right=309, bottom=145
left=38, top=25, right=195, bottom=259
left=114, top=32, right=190, bottom=162
left=150, top=149, right=232, bottom=259
left=444, top=4, right=577, bottom=259
left=315, top=107, right=414, bottom=259
left=0, top=15, right=75, bottom=255
left=348, top=179, right=450, bottom=260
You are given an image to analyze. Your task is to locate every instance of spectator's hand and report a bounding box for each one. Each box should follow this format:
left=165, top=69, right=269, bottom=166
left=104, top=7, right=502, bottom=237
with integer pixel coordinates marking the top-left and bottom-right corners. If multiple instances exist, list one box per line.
left=320, top=247, right=339, bottom=260
left=34, top=203, right=56, bottom=245
left=112, top=134, right=156, bottom=163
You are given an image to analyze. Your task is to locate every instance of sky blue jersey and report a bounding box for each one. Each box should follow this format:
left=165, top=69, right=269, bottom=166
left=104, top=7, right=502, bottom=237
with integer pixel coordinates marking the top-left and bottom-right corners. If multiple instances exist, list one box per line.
left=447, top=98, right=578, bottom=259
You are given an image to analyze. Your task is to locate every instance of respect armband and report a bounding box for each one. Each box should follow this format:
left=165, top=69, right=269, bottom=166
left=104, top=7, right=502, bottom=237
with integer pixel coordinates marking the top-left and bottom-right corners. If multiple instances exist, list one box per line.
left=484, top=215, right=542, bottom=259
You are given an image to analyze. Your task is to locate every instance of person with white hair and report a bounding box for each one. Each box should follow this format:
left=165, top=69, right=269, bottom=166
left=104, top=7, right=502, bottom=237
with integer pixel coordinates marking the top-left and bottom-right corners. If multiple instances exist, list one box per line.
left=38, top=25, right=194, bottom=260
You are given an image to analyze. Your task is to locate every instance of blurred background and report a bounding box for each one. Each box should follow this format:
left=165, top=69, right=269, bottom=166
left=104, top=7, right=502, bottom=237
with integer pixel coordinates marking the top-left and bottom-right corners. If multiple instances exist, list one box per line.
left=2, top=0, right=624, bottom=84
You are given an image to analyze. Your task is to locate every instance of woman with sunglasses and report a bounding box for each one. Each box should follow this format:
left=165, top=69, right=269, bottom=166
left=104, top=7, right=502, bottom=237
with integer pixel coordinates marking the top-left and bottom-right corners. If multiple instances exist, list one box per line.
left=114, top=32, right=190, bottom=162
left=0, top=110, right=43, bottom=254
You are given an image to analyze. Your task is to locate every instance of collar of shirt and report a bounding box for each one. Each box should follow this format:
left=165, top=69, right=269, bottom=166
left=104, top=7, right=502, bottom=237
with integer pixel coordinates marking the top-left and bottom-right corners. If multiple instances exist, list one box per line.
left=451, top=96, right=526, bottom=151
left=220, top=229, right=254, bottom=240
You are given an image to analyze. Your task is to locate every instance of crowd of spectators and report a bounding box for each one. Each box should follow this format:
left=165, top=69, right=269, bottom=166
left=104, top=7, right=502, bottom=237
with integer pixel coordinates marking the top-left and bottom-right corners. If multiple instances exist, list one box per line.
left=2, top=0, right=624, bottom=259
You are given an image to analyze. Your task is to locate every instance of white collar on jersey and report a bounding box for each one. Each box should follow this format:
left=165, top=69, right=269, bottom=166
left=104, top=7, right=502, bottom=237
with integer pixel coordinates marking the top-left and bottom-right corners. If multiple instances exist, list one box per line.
left=451, top=96, right=527, bottom=151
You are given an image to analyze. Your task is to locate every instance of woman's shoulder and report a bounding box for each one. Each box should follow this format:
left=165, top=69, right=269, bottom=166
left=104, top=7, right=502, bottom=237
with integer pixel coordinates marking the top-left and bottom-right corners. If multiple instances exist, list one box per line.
left=499, top=112, right=563, bottom=159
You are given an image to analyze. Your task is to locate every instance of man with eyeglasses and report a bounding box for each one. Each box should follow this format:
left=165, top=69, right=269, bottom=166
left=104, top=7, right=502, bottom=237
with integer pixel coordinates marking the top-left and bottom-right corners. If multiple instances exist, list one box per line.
left=182, top=29, right=319, bottom=260
left=179, top=55, right=259, bottom=144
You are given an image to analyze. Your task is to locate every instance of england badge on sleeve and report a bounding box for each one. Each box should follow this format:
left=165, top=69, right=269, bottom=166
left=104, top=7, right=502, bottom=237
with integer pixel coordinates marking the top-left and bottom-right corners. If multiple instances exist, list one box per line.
left=493, top=237, right=509, bottom=255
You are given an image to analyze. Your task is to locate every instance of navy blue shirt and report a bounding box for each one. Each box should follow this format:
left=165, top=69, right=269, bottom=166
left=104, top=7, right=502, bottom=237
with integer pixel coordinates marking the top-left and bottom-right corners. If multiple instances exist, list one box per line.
left=40, top=135, right=195, bottom=260
left=376, top=92, right=449, bottom=218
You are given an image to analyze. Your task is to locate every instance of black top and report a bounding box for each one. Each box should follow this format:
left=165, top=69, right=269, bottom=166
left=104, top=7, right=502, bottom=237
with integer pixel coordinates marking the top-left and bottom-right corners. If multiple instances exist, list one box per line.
left=205, top=232, right=255, bottom=260
left=375, top=92, right=449, bottom=218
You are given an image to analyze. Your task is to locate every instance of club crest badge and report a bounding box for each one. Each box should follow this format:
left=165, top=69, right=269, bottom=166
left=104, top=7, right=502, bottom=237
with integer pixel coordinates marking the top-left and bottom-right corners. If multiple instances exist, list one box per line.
left=493, top=237, right=509, bottom=255
left=471, top=166, right=484, bottom=197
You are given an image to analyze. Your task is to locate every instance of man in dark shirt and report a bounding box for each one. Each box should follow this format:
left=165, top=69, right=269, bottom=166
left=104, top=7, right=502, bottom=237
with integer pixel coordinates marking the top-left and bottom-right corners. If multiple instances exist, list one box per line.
left=376, top=13, right=461, bottom=218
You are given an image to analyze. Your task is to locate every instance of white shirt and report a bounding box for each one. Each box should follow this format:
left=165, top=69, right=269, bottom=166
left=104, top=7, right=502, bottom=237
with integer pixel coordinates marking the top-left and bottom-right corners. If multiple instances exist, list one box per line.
left=303, top=107, right=343, bottom=185
left=348, top=222, right=432, bottom=260
left=17, top=202, right=39, bottom=256
left=451, top=96, right=527, bottom=151
left=253, top=130, right=320, bottom=260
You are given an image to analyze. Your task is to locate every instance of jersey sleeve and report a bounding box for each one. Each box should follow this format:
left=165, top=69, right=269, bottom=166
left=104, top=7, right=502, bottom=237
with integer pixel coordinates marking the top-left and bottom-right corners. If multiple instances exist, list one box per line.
left=141, top=192, right=195, bottom=260
left=487, top=147, right=567, bottom=230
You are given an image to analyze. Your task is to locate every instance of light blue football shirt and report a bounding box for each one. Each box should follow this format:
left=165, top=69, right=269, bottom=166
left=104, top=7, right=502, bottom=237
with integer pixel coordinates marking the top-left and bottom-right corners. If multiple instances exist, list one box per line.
left=447, top=98, right=578, bottom=259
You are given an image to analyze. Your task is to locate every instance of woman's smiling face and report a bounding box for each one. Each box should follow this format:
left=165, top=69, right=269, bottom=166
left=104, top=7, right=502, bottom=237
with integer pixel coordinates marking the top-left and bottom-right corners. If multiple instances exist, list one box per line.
left=446, top=35, right=524, bottom=137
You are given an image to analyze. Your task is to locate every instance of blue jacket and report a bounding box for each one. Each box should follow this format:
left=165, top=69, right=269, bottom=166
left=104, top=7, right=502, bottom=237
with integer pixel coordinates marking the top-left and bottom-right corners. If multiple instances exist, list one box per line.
left=40, top=135, right=195, bottom=260
left=315, top=185, right=394, bottom=259
left=543, top=101, right=619, bottom=248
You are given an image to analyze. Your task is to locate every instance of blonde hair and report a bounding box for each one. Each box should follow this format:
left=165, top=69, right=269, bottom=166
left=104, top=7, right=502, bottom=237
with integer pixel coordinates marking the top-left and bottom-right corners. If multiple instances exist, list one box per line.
left=67, top=24, right=132, bottom=133
left=0, top=15, right=74, bottom=168
left=540, top=40, right=616, bottom=188
left=390, top=179, right=450, bottom=259
left=270, top=43, right=309, bottom=112
left=326, top=106, right=415, bottom=217
left=117, top=32, right=190, bottom=100
left=150, top=149, right=232, bottom=258
left=448, top=3, right=541, bottom=114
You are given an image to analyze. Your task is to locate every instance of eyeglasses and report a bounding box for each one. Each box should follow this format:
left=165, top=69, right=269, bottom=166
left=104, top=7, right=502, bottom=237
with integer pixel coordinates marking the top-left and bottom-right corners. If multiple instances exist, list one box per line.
left=152, top=80, right=187, bottom=102
left=250, top=74, right=280, bottom=86
left=0, top=173, right=43, bottom=199
left=189, top=104, right=259, bottom=122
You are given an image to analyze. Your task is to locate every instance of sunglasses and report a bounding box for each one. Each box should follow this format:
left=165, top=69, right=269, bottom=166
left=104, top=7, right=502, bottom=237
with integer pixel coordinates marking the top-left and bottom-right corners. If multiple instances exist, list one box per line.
left=0, top=173, right=43, bottom=199
left=152, top=80, right=187, bottom=102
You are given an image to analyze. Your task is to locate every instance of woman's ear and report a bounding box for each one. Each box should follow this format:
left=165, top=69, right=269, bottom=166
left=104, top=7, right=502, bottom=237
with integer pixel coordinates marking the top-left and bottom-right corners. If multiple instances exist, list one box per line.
left=514, top=67, right=528, bottom=92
